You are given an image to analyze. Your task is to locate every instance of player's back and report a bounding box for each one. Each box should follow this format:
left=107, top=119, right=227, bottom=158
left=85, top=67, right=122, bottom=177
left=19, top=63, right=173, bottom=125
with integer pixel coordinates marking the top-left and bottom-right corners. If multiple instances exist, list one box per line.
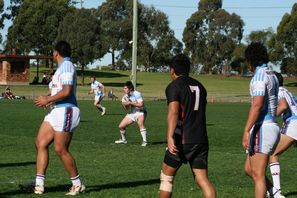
left=279, top=86, right=297, bottom=121
left=250, top=66, right=278, bottom=124
left=166, top=76, right=208, bottom=144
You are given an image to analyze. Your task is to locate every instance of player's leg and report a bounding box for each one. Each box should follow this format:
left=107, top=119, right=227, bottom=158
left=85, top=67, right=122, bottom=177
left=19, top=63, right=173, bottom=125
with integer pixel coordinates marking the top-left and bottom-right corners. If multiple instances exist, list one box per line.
left=160, top=163, right=177, bottom=198
left=34, top=121, right=55, bottom=193
left=188, top=144, right=216, bottom=198
left=192, top=169, right=216, bottom=198
left=94, top=98, right=102, bottom=111
left=136, top=113, right=147, bottom=146
left=98, top=96, right=106, bottom=115
left=115, top=115, right=134, bottom=143
left=269, top=134, right=295, bottom=196
left=249, top=153, right=269, bottom=198
left=54, top=132, right=85, bottom=195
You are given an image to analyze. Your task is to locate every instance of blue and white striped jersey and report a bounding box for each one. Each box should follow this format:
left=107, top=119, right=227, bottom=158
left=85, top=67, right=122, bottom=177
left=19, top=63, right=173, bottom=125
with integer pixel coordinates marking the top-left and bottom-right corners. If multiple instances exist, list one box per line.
left=278, top=86, right=297, bottom=121
left=250, top=64, right=279, bottom=124
left=51, top=57, right=77, bottom=106
left=91, top=81, right=104, bottom=96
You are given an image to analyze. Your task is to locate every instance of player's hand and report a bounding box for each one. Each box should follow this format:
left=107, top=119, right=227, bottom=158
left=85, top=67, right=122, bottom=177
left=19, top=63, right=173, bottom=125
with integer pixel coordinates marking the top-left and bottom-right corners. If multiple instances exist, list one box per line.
left=242, top=131, right=250, bottom=150
left=34, top=96, right=49, bottom=107
left=167, top=137, right=178, bottom=155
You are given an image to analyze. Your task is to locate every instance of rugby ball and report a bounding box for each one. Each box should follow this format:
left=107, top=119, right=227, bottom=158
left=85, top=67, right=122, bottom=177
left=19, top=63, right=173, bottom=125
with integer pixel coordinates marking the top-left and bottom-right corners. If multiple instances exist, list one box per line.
left=121, top=95, right=129, bottom=104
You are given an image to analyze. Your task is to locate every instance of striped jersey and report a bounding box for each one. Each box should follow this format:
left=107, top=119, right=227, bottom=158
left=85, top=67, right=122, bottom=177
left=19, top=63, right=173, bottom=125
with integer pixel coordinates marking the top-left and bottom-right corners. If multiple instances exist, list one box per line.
left=250, top=64, right=278, bottom=124
left=91, top=81, right=104, bottom=96
left=278, top=86, right=297, bottom=121
left=50, top=57, right=77, bottom=106
left=128, top=90, right=146, bottom=113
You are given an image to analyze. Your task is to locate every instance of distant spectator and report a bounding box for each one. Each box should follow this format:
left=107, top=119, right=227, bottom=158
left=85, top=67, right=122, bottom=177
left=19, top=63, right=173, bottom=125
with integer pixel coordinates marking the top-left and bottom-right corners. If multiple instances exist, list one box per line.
left=4, top=87, right=15, bottom=99
left=41, top=73, right=49, bottom=85
left=31, top=76, right=39, bottom=84
left=108, top=88, right=118, bottom=100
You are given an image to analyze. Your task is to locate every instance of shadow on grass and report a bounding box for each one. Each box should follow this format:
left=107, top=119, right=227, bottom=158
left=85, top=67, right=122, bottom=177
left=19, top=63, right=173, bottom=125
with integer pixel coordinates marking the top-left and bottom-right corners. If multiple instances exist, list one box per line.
left=0, top=161, right=35, bottom=168
left=285, top=191, right=297, bottom=197
left=285, top=82, right=297, bottom=87
left=0, top=179, right=159, bottom=197
left=87, top=178, right=159, bottom=192
left=150, top=141, right=166, bottom=145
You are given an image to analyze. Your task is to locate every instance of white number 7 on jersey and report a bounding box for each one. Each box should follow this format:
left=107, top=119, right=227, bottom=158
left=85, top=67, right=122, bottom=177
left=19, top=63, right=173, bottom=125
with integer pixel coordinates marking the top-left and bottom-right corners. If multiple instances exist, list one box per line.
left=189, top=86, right=200, bottom=111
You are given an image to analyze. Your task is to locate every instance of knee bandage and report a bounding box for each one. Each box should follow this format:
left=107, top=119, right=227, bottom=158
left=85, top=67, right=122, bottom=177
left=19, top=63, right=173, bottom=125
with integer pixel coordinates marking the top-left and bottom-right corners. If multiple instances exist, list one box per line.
left=160, top=171, right=174, bottom=192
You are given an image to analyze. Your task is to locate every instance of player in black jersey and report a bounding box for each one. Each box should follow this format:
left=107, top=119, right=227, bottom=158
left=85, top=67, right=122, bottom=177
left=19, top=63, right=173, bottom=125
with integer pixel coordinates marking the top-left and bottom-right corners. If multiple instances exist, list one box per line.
left=159, top=54, right=216, bottom=198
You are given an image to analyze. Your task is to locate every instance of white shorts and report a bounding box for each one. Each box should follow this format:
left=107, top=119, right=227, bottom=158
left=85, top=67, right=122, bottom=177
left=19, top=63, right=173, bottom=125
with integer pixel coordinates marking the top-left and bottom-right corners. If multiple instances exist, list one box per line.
left=44, top=106, right=80, bottom=132
left=94, top=95, right=103, bottom=102
left=126, top=111, right=146, bottom=122
left=281, top=119, right=297, bottom=140
left=249, top=122, right=280, bottom=155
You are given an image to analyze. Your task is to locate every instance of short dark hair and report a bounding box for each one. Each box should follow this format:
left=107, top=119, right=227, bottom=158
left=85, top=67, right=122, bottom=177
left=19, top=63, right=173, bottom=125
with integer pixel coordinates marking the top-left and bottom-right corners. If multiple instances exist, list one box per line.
left=124, top=81, right=134, bottom=91
left=54, top=41, right=71, bottom=58
left=274, top=72, right=283, bottom=86
left=169, top=54, right=190, bottom=76
left=245, top=42, right=269, bottom=68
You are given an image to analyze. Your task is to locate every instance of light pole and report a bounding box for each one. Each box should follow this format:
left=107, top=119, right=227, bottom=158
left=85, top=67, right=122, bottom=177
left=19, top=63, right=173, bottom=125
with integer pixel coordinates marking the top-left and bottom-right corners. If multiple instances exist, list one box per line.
left=131, top=0, right=138, bottom=89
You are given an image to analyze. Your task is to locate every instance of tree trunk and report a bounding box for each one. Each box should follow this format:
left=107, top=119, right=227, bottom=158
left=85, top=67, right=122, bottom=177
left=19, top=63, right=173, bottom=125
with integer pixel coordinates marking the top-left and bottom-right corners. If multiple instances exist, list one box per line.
left=81, top=65, right=85, bottom=86
left=112, top=49, right=115, bottom=70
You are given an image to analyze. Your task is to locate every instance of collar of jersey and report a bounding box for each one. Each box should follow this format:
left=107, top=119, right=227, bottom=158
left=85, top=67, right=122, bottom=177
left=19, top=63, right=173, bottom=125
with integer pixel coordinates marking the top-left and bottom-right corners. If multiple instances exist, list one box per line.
left=256, top=64, right=267, bottom=72
left=59, top=57, right=71, bottom=66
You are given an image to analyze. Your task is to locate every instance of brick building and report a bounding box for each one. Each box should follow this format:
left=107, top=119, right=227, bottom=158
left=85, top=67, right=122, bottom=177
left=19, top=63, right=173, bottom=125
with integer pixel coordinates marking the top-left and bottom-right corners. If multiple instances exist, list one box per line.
left=0, top=55, right=53, bottom=85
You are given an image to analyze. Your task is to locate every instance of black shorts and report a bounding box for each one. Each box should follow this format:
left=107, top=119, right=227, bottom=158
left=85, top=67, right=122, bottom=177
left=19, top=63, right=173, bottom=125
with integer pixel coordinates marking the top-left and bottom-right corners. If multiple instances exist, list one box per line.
left=163, top=143, right=209, bottom=170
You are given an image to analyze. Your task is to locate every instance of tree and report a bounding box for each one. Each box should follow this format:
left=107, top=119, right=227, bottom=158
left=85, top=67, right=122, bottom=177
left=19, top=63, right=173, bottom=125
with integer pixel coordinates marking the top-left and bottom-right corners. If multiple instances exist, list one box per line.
left=56, top=8, right=107, bottom=85
left=0, top=0, right=4, bottom=44
left=183, top=1, right=244, bottom=74
left=97, top=0, right=133, bottom=70
left=5, top=0, right=73, bottom=55
left=272, top=3, right=297, bottom=75
left=246, top=28, right=274, bottom=46
left=230, top=43, right=247, bottom=75
left=136, top=6, right=182, bottom=69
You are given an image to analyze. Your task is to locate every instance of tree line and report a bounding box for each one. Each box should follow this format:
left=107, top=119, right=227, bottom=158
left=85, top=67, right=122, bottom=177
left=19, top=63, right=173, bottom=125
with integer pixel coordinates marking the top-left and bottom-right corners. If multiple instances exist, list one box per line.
left=0, top=0, right=296, bottom=77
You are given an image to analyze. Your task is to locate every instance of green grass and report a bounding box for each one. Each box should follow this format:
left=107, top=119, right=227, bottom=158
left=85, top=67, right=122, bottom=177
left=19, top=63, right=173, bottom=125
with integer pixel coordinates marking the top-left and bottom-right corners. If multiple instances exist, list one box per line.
left=1, top=100, right=297, bottom=197
left=2, top=69, right=297, bottom=102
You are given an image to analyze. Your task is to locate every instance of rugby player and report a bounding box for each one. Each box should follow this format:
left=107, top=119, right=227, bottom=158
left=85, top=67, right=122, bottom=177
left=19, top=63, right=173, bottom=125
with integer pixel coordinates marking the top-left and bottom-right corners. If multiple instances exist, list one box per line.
left=242, top=42, right=279, bottom=198
left=268, top=72, right=295, bottom=198
left=115, top=81, right=148, bottom=146
left=88, top=76, right=106, bottom=116
left=34, top=41, right=85, bottom=195
left=159, top=54, right=216, bottom=198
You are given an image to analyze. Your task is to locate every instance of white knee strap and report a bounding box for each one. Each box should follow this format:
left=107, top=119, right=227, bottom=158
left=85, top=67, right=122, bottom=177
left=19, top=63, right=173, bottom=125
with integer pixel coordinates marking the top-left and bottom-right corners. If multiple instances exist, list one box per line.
left=160, top=171, right=174, bottom=192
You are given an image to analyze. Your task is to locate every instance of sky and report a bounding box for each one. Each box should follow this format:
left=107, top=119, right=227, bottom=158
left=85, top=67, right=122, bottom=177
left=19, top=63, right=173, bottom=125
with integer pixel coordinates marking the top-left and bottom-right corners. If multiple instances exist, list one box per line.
left=1, top=0, right=296, bottom=66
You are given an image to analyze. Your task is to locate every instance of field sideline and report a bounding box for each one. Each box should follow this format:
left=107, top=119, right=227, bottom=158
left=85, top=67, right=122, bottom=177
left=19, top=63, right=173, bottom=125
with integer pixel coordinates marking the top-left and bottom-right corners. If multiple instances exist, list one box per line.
left=1, top=100, right=297, bottom=197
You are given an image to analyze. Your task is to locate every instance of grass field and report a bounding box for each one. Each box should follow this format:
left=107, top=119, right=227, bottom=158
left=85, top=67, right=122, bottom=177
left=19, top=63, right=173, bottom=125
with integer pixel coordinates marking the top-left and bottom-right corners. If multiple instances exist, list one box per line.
left=2, top=69, right=297, bottom=102
left=1, top=100, right=297, bottom=197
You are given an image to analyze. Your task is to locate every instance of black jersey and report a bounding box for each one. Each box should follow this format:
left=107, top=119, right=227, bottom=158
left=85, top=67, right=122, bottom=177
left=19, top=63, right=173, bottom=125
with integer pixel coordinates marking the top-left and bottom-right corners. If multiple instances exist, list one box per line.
left=166, top=76, right=208, bottom=144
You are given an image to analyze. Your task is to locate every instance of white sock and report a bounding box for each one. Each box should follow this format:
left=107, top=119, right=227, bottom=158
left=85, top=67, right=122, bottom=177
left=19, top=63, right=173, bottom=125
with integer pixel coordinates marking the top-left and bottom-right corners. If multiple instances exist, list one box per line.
left=140, top=128, right=147, bottom=142
left=71, top=175, right=82, bottom=186
left=270, top=162, right=281, bottom=192
left=35, top=174, right=45, bottom=186
left=120, top=130, right=126, bottom=141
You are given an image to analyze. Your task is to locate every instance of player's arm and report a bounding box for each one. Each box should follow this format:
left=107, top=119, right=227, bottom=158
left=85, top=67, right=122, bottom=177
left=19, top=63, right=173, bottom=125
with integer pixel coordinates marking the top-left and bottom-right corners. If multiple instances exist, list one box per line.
left=167, top=101, right=179, bottom=155
left=276, top=98, right=288, bottom=116
left=242, top=96, right=264, bottom=150
left=88, top=88, right=93, bottom=94
left=129, top=100, right=144, bottom=108
left=35, top=85, right=73, bottom=107
left=102, top=85, right=106, bottom=97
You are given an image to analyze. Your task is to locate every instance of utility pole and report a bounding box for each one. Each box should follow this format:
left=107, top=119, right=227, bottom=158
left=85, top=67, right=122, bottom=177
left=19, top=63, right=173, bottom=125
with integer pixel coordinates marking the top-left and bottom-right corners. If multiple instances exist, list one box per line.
left=80, top=0, right=83, bottom=8
left=131, top=0, right=138, bottom=89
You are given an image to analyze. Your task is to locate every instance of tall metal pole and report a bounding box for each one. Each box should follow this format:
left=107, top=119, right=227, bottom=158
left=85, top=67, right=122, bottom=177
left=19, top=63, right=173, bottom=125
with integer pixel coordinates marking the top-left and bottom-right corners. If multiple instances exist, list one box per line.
left=131, top=0, right=138, bottom=89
